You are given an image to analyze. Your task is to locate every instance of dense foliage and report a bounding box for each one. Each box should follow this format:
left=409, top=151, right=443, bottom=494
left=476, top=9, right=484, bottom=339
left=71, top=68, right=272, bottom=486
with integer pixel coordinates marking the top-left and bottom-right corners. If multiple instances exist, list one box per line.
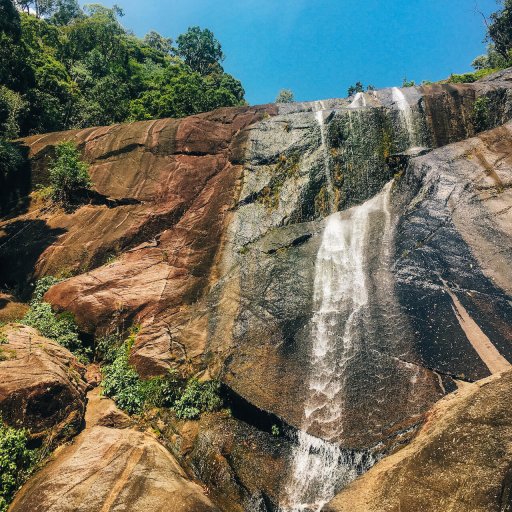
left=0, top=0, right=245, bottom=140
left=48, top=141, right=90, bottom=203
left=460, top=0, right=512, bottom=82
left=22, top=276, right=91, bottom=362
left=488, top=0, right=512, bottom=59
left=0, top=420, right=35, bottom=512
left=102, top=332, right=223, bottom=418
left=0, top=141, right=27, bottom=214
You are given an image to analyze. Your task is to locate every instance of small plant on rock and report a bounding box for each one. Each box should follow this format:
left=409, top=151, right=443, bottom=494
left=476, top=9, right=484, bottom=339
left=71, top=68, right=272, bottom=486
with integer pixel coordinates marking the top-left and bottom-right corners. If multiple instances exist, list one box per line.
left=173, top=378, right=223, bottom=420
left=21, top=277, right=91, bottom=363
left=48, top=141, right=91, bottom=204
left=472, top=96, right=491, bottom=132
left=101, top=333, right=223, bottom=418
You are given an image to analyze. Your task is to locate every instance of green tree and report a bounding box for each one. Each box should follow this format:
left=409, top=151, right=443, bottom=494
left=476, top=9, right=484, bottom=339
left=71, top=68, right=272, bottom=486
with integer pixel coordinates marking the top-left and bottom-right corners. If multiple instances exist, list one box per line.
left=0, top=4, right=246, bottom=137
left=275, top=89, right=294, bottom=103
left=0, top=0, right=21, bottom=38
left=144, top=30, right=173, bottom=54
left=175, top=26, right=225, bottom=75
left=347, top=81, right=364, bottom=96
left=50, top=0, right=83, bottom=25
left=488, top=0, right=512, bottom=59
left=48, top=141, right=91, bottom=202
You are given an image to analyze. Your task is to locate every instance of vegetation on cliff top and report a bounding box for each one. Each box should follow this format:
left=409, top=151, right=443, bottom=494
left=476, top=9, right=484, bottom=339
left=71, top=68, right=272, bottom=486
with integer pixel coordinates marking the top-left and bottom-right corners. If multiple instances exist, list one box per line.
left=449, top=0, right=512, bottom=83
left=0, top=0, right=245, bottom=140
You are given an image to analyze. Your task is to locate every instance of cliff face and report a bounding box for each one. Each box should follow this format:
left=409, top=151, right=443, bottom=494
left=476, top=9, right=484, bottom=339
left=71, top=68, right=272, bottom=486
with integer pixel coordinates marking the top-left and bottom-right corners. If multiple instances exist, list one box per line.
left=1, top=71, right=512, bottom=511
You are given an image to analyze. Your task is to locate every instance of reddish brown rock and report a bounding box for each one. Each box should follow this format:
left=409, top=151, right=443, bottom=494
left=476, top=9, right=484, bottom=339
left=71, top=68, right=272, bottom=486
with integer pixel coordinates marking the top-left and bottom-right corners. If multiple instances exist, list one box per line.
left=0, top=106, right=277, bottom=377
left=0, top=293, right=28, bottom=322
left=10, top=389, right=219, bottom=512
left=0, top=323, right=87, bottom=441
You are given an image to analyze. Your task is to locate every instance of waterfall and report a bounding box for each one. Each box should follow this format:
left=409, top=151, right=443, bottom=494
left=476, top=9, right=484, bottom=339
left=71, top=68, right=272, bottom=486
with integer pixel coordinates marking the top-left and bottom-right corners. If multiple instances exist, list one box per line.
left=391, top=87, right=417, bottom=147
left=281, top=183, right=393, bottom=512
left=349, top=92, right=366, bottom=108
left=314, top=105, right=335, bottom=212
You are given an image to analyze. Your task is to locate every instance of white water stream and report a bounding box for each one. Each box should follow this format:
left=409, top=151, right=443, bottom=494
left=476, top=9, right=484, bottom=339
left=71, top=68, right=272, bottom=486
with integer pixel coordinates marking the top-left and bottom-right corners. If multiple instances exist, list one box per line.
left=315, top=105, right=335, bottom=212
left=391, top=87, right=418, bottom=147
left=281, top=183, right=393, bottom=512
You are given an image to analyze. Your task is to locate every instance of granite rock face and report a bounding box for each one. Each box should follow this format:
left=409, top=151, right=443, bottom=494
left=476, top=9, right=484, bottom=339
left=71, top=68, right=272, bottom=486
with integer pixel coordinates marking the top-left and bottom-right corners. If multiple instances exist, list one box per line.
left=324, top=370, right=512, bottom=512
left=10, top=390, right=220, bottom=512
left=0, top=324, right=87, bottom=442
left=1, top=72, right=512, bottom=510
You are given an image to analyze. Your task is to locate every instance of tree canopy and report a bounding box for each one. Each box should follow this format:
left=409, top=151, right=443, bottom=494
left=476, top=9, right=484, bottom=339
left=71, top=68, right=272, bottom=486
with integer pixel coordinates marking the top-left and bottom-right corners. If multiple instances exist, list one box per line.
left=174, top=26, right=225, bottom=75
left=275, top=89, right=294, bottom=103
left=488, top=0, right=512, bottom=59
left=0, top=0, right=246, bottom=139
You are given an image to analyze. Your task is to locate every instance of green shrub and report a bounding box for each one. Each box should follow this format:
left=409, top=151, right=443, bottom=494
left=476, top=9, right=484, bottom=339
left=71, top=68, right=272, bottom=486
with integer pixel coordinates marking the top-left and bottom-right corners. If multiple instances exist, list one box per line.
left=101, top=340, right=145, bottom=414
left=173, top=379, right=223, bottom=420
left=102, top=335, right=223, bottom=418
left=472, top=96, right=491, bottom=132
left=31, top=275, right=60, bottom=303
left=48, top=141, right=91, bottom=203
left=95, top=332, right=122, bottom=364
left=449, top=68, right=497, bottom=84
left=0, top=420, right=35, bottom=512
left=275, top=89, right=294, bottom=103
left=21, top=277, right=91, bottom=363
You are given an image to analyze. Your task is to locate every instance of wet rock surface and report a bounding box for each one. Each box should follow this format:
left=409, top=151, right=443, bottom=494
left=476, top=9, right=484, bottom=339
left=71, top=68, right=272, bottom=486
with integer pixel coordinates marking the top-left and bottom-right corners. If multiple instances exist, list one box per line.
left=1, top=72, right=512, bottom=510
left=324, top=370, right=512, bottom=512
left=393, top=121, right=512, bottom=383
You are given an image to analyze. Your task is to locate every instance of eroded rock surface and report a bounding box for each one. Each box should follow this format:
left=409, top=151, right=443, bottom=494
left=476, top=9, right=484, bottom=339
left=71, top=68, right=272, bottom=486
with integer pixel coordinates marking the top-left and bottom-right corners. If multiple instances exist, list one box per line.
left=10, top=389, right=219, bottom=512
left=324, top=370, right=512, bottom=512
left=1, top=73, right=512, bottom=509
left=0, top=324, right=87, bottom=441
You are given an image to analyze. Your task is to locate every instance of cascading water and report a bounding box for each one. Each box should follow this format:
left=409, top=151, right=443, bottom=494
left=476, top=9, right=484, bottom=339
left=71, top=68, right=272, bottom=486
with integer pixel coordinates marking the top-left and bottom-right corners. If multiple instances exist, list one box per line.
left=281, top=183, right=393, bottom=512
left=314, top=105, right=335, bottom=211
left=391, top=87, right=418, bottom=147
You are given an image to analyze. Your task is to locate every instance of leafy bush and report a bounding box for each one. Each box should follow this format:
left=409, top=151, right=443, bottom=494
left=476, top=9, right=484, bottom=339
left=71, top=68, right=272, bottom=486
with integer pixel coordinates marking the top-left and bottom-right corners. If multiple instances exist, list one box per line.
left=173, top=379, right=223, bottom=420
left=95, top=332, right=122, bottom=364
left=0, top=420, right=35, bottom=512
left=472, top=96, right=491, bottom=132
left=102, top=334, right=222, bottom=418
left=101, top=341, right=146, bottom=414
left=449, top=68, right=497, bottom=84
left=31, top=275, right=60, bottom=303
left=275, top=89, right=294, bottom=103
left=48, top=141, right=91, bottom=203
left=21, top=277, right=91, bottom=363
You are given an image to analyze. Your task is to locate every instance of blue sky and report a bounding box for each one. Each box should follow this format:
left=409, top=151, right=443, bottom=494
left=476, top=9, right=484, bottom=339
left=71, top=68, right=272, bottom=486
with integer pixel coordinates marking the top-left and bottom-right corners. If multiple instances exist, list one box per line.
left=86, top=0, right=499, bottom=104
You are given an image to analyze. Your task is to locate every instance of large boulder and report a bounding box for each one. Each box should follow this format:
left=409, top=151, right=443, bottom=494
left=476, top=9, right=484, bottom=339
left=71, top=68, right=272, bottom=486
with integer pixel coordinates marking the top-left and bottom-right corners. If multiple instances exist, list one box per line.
left=0, top=323, right=87, bottom=441
left=324, top=370, right=512, bottom=512
left=10, top=389, right=220, bottom=512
